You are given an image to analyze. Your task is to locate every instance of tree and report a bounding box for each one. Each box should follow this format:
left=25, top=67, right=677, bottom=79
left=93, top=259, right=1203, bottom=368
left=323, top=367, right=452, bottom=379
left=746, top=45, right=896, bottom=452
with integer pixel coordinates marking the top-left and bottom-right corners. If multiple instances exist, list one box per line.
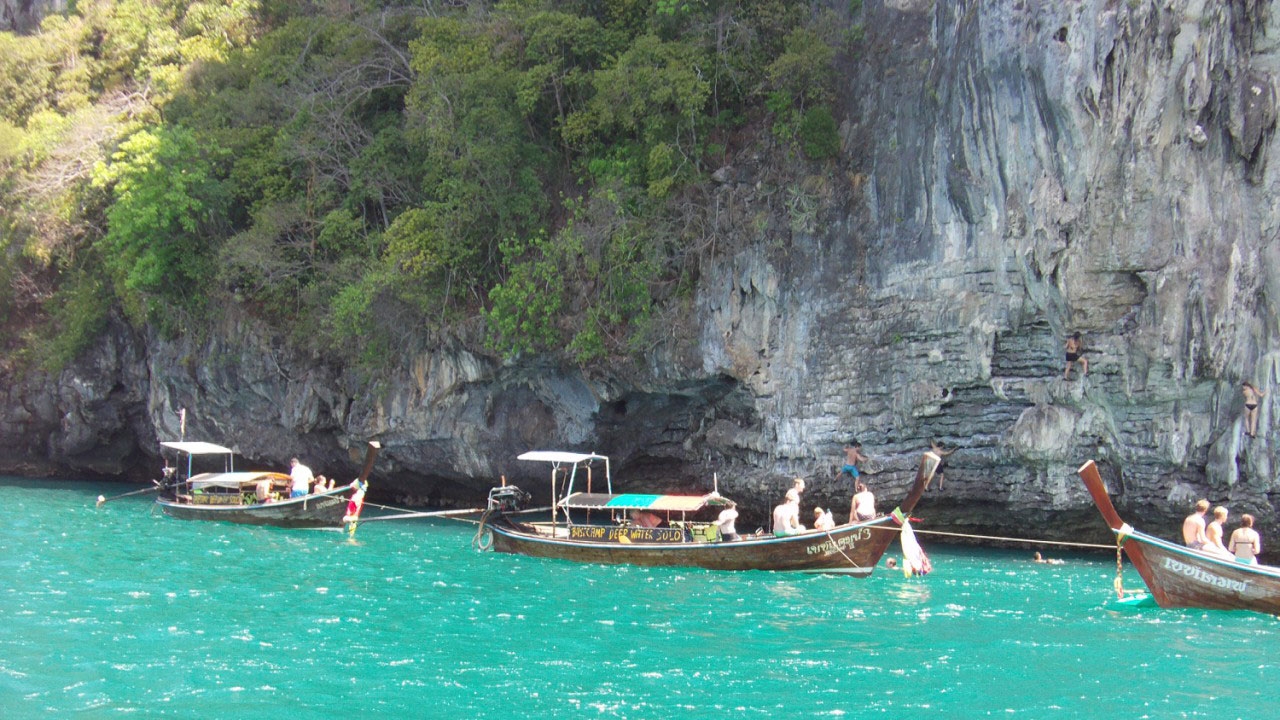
left=90, top=125, right=224, bottom=323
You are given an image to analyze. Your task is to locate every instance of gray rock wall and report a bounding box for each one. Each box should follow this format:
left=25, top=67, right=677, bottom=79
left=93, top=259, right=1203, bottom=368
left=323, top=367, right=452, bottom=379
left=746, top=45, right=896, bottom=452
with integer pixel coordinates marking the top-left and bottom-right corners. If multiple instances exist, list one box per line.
left=3, top=0, right=1279, bottom=544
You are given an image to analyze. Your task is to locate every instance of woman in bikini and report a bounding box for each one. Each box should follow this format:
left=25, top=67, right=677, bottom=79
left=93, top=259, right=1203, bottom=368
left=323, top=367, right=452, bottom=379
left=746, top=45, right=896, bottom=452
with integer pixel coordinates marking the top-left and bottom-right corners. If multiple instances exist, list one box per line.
left=1242, top=381, right=1265, bottom=438
left=1063, top=332, right=1088, bottom=380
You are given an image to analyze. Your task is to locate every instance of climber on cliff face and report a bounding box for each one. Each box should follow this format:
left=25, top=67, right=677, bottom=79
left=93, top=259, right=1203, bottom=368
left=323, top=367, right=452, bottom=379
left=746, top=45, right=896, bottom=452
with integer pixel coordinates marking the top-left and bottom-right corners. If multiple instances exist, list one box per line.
left=1242, top=381, right=1265, bottom=438
left=1063, top=332, right=1088, bottom=380
left=838, top=440, right=866, bottom=481
left=929, top=439, right=955, bottom=489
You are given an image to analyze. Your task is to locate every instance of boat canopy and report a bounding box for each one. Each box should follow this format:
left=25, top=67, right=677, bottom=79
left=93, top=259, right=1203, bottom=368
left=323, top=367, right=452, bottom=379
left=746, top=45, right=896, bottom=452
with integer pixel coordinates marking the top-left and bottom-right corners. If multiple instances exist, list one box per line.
left=161, top=441, right=234, bottom=455
left=189, top=471, right=283, bottom=490
left=517, top=451, right=608, bottom=464
left=559, top=492, right=732, bottom=512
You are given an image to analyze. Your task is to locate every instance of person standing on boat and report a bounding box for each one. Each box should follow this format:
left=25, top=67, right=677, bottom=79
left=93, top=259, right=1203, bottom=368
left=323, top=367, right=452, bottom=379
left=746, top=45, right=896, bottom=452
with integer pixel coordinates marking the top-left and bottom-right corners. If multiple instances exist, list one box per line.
left=1242, top=382, right=1265, bottom=439
left=1229, top=514, right=1262, bottom=564
left=1182, top=499, right=1209, bottom=550
left=850, top=482, right=876, bottom=521
left=715, top=502, right=741, bottom=542
left=772, top=489, right=804, bottom=536
left=289, top=458, right=314, bottom=498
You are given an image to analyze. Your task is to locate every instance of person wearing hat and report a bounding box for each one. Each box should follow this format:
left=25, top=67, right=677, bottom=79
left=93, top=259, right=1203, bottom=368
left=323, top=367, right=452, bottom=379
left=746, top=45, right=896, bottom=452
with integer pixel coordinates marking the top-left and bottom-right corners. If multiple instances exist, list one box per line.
left=772, top=488, right=805, bottom=537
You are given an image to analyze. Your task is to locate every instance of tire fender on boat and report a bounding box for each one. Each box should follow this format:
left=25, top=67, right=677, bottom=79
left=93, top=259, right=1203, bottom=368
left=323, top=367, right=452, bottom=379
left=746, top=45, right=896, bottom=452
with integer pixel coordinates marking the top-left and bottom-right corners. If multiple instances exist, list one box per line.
left=475, top=529, right=494, bottom=552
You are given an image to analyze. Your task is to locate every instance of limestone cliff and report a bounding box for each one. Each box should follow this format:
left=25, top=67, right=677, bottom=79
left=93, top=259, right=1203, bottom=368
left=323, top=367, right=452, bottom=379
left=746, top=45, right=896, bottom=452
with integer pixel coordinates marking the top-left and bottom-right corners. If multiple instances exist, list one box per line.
left=1, top=0, right=62, bottom=33
left=4, top=0, right=1279, bottom=546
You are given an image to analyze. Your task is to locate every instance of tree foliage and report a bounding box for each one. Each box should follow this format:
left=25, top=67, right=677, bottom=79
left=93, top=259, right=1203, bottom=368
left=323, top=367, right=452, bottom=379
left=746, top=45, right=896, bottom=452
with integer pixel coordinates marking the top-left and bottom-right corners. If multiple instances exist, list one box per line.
left=0, top=0, right=844, bottom=368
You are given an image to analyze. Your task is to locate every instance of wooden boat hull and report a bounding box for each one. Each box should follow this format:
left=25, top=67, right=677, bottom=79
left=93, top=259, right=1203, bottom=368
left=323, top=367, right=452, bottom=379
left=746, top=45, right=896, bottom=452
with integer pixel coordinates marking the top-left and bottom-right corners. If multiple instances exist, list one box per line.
left=487, top=517, right=904, bottom=574
left=156, top=485, right=357, bottom=529
left=1078, top=459, right=1280, bottom=615
left=483, top=451, right=940, bottom=574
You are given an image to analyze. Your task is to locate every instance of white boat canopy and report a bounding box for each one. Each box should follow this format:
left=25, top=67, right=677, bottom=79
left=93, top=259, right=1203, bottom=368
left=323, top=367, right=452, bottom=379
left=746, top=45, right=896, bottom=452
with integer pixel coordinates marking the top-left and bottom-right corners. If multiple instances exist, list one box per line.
left=517, top=451, right=608, bottom=464
left=161, top=441, right=234, bottom=455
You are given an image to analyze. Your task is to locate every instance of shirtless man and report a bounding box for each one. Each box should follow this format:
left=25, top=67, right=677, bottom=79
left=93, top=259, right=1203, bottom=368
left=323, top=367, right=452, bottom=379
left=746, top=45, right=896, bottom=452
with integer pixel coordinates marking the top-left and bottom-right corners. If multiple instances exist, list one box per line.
left=1205, top=506, right=1233, bottom=558
left=839, top=440, right=866, bottom=480
left=1063, top=332, right=1088, bottom=380
left=1229, top=514, right=1262, bottom=565
left=1182, top=499, right=1209, bottom=550
left=1242, top=382, right=1265, bottom=438
left=772, top=489, right=804, bottom=536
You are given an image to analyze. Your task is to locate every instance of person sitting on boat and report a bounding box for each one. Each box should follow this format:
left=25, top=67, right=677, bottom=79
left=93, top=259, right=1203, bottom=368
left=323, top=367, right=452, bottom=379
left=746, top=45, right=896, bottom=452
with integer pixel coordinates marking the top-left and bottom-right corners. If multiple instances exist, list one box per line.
left=1229, top=514, right=1262, bottom=565
left=255, top=476, right=273, bottom=504
left=1181, top=499, right=1209, bottom=550
left=850, top=482, right=876, bottom=521
left=813, top=507, right=836, bottom=531
left=1204, top=506, right=1234, bottom=559
left=630, top=509, right=663, bottom=528
left=289, top=458, right=314, bottom=498
left=772, top=489, right=805, bottom=536
left=714, top=502, right=740, bottom=541
left=312, top=475, right=329, bottom=494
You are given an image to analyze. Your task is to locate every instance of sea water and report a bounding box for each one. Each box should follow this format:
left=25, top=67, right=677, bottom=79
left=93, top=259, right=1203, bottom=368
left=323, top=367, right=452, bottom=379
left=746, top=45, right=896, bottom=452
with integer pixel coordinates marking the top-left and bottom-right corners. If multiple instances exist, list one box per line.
left=0, top=477, right=1274, bottom=719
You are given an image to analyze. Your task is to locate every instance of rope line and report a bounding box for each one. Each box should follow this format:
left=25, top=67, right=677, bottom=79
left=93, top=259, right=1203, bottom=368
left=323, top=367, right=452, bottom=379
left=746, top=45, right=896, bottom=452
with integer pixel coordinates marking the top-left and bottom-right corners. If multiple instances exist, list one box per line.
left=823, top=528, right=862, bottom=569
left=356, top=508, right=484, bottom=522
left=910, top=528, right=1112, bottom=549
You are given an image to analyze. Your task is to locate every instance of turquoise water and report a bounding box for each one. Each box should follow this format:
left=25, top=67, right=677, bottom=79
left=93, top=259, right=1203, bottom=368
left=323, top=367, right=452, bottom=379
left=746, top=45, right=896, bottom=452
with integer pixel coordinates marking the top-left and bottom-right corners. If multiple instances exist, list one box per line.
left=1, top=478, right=1274, bottom=718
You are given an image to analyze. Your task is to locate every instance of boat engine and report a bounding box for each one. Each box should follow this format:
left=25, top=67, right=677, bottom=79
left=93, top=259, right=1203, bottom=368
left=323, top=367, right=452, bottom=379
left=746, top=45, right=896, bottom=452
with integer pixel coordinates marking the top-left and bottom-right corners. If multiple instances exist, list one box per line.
left=487, top=485, right=531, bottom=513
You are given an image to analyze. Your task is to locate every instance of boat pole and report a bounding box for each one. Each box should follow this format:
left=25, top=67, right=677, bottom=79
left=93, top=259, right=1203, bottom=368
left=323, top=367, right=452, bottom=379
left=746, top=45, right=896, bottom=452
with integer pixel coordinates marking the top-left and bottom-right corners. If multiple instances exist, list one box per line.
left=96, top=485, right=162, bottom=507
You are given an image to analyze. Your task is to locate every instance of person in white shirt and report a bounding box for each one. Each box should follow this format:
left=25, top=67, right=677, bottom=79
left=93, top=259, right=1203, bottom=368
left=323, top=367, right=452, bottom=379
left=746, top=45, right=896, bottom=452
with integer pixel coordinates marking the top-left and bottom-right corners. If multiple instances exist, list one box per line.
left=289, top=458, right=314, bottom=498
left=714, top=502, right=740, bottom=541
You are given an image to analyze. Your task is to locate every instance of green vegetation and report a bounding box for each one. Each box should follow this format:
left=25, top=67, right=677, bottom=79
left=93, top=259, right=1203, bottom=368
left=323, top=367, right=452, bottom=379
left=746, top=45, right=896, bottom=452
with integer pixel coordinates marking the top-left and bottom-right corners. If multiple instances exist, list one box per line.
left=0, top=0, right=846, bottom=370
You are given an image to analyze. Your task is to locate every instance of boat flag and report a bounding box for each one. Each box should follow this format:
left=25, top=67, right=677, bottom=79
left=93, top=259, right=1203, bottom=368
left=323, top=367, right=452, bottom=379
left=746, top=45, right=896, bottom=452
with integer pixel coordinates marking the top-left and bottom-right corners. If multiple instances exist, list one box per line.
left=898, top=517, right=932, bottom=577
left=179, top=408, right=186, bottom=440
left=344, top=478, right=368, bottom=535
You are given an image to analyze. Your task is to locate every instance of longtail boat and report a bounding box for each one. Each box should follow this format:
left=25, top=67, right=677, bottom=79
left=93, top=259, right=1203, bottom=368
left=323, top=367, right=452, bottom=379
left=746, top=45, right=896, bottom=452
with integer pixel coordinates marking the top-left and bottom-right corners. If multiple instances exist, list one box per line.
left=1078, top=459, right=1280, bottom=615
left=476, top=450, right=940, bottom=574
left=154, top=440, right=380, bottom=529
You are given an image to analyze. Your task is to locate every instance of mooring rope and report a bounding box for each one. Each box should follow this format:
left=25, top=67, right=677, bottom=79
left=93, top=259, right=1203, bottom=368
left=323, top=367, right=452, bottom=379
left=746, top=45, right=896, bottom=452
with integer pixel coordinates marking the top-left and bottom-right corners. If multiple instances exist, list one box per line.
left=355, top=508, right=484, bottom=522
left=909, top=528, right=1112, bottom=549
left=823, top=528, right=862, bottom=569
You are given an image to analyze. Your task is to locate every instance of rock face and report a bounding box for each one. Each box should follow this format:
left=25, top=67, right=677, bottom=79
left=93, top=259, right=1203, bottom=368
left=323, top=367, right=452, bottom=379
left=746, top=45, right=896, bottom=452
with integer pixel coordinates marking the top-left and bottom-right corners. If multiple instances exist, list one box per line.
left=3, top=0, right=1279, bottom=545
left=1, top=0, right=63, bottom=33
